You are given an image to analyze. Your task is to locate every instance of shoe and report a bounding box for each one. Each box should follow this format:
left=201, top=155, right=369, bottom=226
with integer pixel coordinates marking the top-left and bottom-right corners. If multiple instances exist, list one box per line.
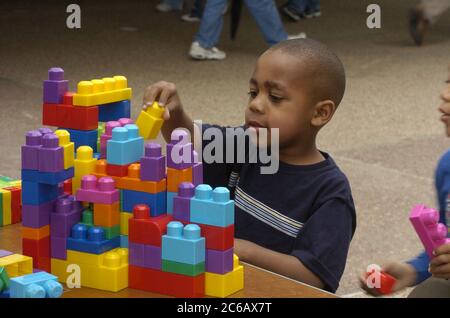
left=181, top=12, right=200, bottom=22
left=303, top=9, right=321, bottom=19
left=408, top=7, right=429, bottom=46
left=189, top=42, right=226, bottom=60
left=287, top=32, right=307, bottom=40
left=155, top=3, right=176, bottom=12
left=281, top=5, right=301, bottom=22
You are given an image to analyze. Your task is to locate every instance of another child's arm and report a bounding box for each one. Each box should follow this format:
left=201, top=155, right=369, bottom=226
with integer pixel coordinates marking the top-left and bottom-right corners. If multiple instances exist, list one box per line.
left=143, top=81, right=194, bottom=143
left=429, top=243, right=450, bottom=279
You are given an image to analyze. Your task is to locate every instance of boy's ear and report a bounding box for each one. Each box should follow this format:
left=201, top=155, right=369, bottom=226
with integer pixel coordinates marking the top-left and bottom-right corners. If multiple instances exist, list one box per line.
left=311, top=100, right=336, bottom=127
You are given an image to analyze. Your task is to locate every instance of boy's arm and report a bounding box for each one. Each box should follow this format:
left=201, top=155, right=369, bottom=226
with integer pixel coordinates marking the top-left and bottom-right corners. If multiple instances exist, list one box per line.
left=235, top=239, right=325, bottom=289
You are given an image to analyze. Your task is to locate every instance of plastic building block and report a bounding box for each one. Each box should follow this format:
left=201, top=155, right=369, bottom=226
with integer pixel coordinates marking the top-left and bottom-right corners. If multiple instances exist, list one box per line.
left=7, top=186, right=22, bottom=224
left=166, top=130, right=194, bottom=169
left=22, top=200, right=55, bottom=228
left=0, top=254, right=33, bottom=278
left=120, top=212, right=132, bottom=235
left=0, top=192, right=2, bottom=227
left=166, top=191, right=176, bottom=215
left=100, top=121, right=121, bottom=159
left=54, top=130, right=75, bottom=169
left=67, top=224, right=120, bottom=254
left=199, top=224, right=234, bottom=251
left=100, top=225, right=120, bottom=239
left=66, top=128, right=98, bottom=152
left=162, top=259, right=205, bottom=277
left=116, top=163, right=166, bottom=193
left=43, top=103, right=99, bottom=131
left=162, top=222, right=205, bottom=265
left=94, top=202, right=120, bottom=227
left=128, top=204, right=173, bottom=246
left=105, top=163, right=128, bottom=177
left=120, top=235, right=128, bottom=248
left=107, top=124, right=144, bottom=165
left=22, top=236, right=51, bottom=271
left=63, top=179, right=72, bottom=195
left=1, top=189, right=11, bottom=226
left=51, top=236, right=68, bottom=260
left=76, top=175, right=119, bottom=204
left=173, top=182, right=195, bottom=222
left=22, top=181, right=58, bottom=205
left=206, top=248, right=233, bottom=274
left=21, top=130, right=43, bottom=170
left=10, top=272, right=63, bottom=298
left=0, top=267, right=10, bottom=292
left=22, top=225, right=50, bottom=240
left=63, top=91, right=74, bottom=104
left=192, top=150, right=203, bottom=186
left=190, top=185, right=234, bottom=227
left=50, top=196, right=82, bottom=238
left=80, top=209, right=94, bottom=227
left=21, top=167, right=74, bottom=185
left=140, top=143, right=166, bottom=181
left=0, top=250, right=13, bottom=258
left=205, top=254, right=244, bottom=298
left=365, top=268, right=396, bottom=295
left=135, top=101, right=165, bottom=140
left=73, top=146, right=97, bottom=194
left=410, top=204, right=450, bottom=258
left=73, top=76, right=132, bottom=107
left=43, top=67, right=68, bottom=104
left=98, top=100, right=131, bottom=122
left=38, top=133, right=64, bottom=173
left=38, top=127, right=53, bottom=135
left=167, top=167, right=193, bottom=193
left=51, top=248, right=128, bottom=292
left=121, top=189, right=166, bottom=216
left=129, top=242, right=162, bottom=270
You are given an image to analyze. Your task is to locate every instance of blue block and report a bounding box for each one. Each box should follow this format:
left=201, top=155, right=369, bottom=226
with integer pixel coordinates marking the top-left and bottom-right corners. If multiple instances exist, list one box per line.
left=166, top=191, right=176, bottom=215
left=65, top=128, right=98, bottom=153
left=107, top=124, right=144, bottom=165
left=22, top=181, right=59, bottom=205
left=120, top=235, right=128, bottom=248
left=66, top=224, right=120, bottom=254
left=0, top=288, right=10, bottom=298
left=21, top=167, right=74, bottom=185
left=121, top=189, right=166, bottom=216
left=190, top=185, right=234, bottom=227
left=98, top=100, right=131, bottom=122
left=162, top=222, right=205, bottom=265
left=94, top=153, right=101, bottom=159
left=10, top=272, right=63, bottom=298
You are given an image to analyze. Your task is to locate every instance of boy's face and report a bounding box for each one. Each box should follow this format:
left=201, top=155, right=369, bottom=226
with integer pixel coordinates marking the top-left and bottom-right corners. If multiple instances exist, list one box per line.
left=439, top=73, right=450, bottom=137
left=245, top=50, right=316, bottom=149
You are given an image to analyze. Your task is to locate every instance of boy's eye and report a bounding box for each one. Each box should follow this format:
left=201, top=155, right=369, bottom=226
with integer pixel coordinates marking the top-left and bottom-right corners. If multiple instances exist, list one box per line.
left=248, top=91, right=257, bottom=99
left=269, top=95, right=284, bottom=103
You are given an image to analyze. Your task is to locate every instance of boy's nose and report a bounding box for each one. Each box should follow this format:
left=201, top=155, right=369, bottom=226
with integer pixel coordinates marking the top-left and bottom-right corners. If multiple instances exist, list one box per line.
left=249, top=98, right=265, bottom=114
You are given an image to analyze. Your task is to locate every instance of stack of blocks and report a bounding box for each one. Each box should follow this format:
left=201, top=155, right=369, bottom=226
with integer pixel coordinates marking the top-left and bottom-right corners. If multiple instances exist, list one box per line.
left=0, top=176, right=22, bottom=227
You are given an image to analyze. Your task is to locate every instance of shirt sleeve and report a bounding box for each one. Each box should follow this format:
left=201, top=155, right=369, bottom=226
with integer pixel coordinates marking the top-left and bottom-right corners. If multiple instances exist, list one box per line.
left=406, top=251, right=431, bottom=285
left=290, top=198, right=355, bottom=293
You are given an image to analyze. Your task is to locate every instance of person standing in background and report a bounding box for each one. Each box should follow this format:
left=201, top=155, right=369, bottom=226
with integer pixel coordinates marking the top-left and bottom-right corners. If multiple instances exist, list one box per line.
left=281, top=0, right=321, bottom=22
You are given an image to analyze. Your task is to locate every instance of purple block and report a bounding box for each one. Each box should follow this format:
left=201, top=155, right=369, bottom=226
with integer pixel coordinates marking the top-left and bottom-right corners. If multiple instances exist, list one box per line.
left=51, top=236, right=68, bottom=260
left=43, top=67, right=69, bottom=104
left=32, top=269, right=44, bottom=273
left=38, top=127, right=53, bottom=136
left=22, top=130, right=43, bottom=170
left=0, top=250, right=13, bottom=258
left=140, top=143, right=166, bottom=181
left=22, top=201, right=55, bottom=228
left=173, top=182, right=195, bottom=222
left=75, top=175, right=119, bottom=204
left=118, top=118, right=133, bottom=126
left=143, top=244, right=162, bottom=270
left=192, top=151, right=203, bottom=186
left=38, top=133, right=64, bottom=173
left=129, top=242, right=144, bottom=267
left=166, top=130, right=194, bottom=169
left=50, top=196, right=82, bottom=238
left=206, top=248, right=234, bottom=274
left=100, top=121, right=121, bottom=158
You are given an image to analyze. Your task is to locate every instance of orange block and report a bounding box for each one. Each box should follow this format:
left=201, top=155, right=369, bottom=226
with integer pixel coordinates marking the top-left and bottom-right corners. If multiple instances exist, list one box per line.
left=116, top=163, right=166, bottom=193
left=93, top=202, right=120, bottom=227
left=167, top=167, right=193, bottom=192
left=22, top=225, right=50, bottom=240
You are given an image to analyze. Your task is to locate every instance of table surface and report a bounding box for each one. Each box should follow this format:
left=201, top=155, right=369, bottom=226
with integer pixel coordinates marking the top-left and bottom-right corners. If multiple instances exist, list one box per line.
left=0, top=223, right=336, bottom=298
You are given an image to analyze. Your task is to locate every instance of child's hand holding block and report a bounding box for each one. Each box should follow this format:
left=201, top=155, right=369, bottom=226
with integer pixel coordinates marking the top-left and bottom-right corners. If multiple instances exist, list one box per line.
left=136, top=101, right=165, bottom=140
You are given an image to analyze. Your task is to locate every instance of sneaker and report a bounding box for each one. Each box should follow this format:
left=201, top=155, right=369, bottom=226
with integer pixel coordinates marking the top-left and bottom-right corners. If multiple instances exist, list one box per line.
left=181, top=12, right=200, bottom=22
left=287, top=32, right=307, bottom=40
left=303, top=9, right=321, bottom=19
left=155, top=2, right=176, bottom=12
left=281, top=5, right=301, bottom=22
left=189, top=41, right=226, bottom=60
left=408, top=6, right=429, bottom=46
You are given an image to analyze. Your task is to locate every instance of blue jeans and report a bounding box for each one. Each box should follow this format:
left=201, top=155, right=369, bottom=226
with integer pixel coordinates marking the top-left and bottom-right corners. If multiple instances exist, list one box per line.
left=163, top=0, right=204, bottom=13
left=194, top=0, right=288, bottom=48
left=287, top=0, right=320, bottom=13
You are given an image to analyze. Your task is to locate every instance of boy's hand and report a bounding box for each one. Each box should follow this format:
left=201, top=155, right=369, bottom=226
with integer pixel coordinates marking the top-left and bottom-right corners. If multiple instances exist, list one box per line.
left=359, top=262, right=417, bottom=296
left=143, top=81, right=183, bottom=121
left=430, top=242, right=450, bottom=279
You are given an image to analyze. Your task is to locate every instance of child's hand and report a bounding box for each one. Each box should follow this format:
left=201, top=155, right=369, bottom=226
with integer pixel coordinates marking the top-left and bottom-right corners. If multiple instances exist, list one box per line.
left=430, top=242, right=450, bottom=279
left=359, top=262, right=417, bottom=296
left=143, top=81, right=183, bottom=121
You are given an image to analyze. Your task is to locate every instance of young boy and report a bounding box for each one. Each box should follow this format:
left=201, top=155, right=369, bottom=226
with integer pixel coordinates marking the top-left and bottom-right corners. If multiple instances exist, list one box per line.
left=360, top=71, right=450, bottom=297
left=143, top=39, right=356, bottom=293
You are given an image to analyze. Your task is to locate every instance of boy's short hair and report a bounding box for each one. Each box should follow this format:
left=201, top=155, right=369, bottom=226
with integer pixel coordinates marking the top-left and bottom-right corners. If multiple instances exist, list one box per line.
left=269, top=38, right=346, bottom=107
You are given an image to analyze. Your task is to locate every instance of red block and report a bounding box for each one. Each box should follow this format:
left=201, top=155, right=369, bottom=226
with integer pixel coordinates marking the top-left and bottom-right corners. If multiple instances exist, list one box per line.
left=128, top=205, right=173, bottom=246
left=365, top=270, right=396, bottom=295
left=106, top=163, right=130, bottom=177
left=5, top=186, right=21, bottom=224
left=63, top=92, right=74, bottom=105
left=199, top=224, right=234, bottom=251
left=63, top=179, right=72, bottom=195
left=22, top=236, right=51, bottom=271
left=129, top=265, right=165, bottom=295
left=43, top=103, right=98, bottom=131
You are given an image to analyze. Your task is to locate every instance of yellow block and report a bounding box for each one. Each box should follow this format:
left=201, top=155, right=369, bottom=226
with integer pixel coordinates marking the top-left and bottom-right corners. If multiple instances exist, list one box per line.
left=135, top=102, right=164, bottom=140
left=55, top=130, right=75, bottom=169
left=205, top=254, right=244, bottom=298
left=73, top=146, right=97, bottom=194
left=51, top=248, right=128, bottom=292
left=73, top=76, right=132, bottom=107
left=0, top=188, right=11, bottom=226
left=120, top=212, right=132, bottom=235
left=0, top=254, right=33, bottom=278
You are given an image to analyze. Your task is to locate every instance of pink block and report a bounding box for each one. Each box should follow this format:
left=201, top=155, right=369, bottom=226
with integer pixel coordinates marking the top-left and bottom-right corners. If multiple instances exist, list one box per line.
left=409, top=204, right=450, bottom=258
left=75, top=175, right=119, bottom=204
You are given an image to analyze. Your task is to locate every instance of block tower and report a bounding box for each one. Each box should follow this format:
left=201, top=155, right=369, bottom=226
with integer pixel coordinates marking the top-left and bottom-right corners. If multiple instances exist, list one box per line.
left=0, top=176, right=22, bottom=227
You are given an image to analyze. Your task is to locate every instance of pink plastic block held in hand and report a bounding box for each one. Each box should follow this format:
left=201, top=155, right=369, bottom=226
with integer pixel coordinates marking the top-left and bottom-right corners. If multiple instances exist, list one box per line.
left=75, top=175, right=119, bottom=204
left=409, top=204, right=450, bottom=258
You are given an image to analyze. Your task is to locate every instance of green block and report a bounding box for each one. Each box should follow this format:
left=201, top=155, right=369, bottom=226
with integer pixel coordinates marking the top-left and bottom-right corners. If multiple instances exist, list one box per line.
left=80, top=209, right=94, bottom=227
left=101, top=225, right=120, bottom=240
left=0, top=267, right=10, bottom=291
left=162, top=259, right=205, bottom=277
